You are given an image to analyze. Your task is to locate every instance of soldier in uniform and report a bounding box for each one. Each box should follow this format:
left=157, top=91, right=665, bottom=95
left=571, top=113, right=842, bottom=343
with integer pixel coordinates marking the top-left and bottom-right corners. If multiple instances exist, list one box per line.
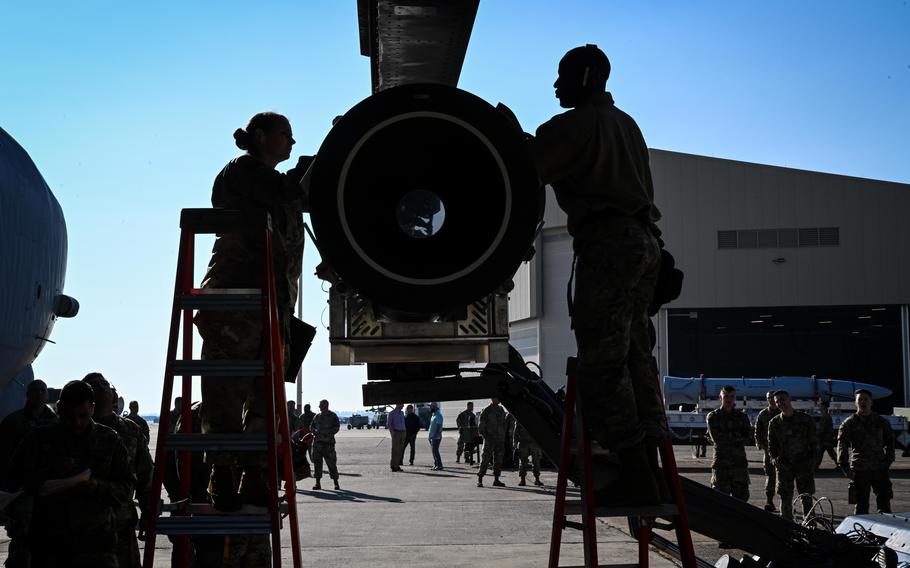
left=705, top=385, right=751, bottom=501
left=816, top=400, right=837, bottom=469
left=301, top=403, right=316, bottom=429
left=768, top=390, right=817, bottom=520
left=195, top=111, right=311, bottom=511
left=311, top=399, right=341, bottom=490
left=837, top=388, right=894, bottom=514
left=125, top=400, right=150, bottom=443
left=456, top=402, right=475, bottom=464
left=8, top=380, right=134, bottom=568
left=513, top=420, right=544, bottom=486
left=754, top=391, right=780, bottom=512
left=83, top=373, right=153, bottom=568
left=0, top=379, right=57, bottom=568
left=477, top=397, right=507, bottom=487
left=530, top=45, right=665, bottom=504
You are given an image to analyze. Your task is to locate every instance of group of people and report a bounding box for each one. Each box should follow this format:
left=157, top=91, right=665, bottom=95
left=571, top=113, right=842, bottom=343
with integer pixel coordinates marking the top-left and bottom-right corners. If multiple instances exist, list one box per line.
left=0, top=375, right=153, bottom=568
left=707, top=385, right=895, bottom=522
left=382, top=399, right=545, bottom=488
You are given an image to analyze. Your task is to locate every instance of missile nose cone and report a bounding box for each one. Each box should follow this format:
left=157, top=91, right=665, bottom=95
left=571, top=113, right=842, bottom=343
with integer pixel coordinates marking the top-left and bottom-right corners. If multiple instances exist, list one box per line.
left=858, top=382, right=892, bottom=400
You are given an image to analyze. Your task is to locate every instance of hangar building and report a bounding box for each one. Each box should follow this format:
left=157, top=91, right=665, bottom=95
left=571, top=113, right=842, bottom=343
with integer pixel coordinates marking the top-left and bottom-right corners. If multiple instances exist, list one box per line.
left=508, top=149, right=910, bottom=412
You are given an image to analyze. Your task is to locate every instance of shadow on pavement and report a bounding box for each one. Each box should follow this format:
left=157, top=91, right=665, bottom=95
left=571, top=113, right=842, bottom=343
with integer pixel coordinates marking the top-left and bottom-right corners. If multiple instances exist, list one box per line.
left=399, top=469, right=463, bottom=479
left=296, top=488, right=403, bottom=503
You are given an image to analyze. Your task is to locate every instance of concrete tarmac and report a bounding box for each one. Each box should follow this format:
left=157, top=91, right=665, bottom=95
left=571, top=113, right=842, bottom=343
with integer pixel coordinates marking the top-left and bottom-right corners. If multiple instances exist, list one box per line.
left=4, top=424, right=910, bottom=567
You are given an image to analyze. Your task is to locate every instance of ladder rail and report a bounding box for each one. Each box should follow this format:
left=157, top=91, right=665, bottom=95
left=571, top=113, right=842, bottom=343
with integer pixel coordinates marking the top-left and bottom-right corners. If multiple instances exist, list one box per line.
left=143, top=210, right=303, bottom=568
left=143, top=228, right=192, bottom=568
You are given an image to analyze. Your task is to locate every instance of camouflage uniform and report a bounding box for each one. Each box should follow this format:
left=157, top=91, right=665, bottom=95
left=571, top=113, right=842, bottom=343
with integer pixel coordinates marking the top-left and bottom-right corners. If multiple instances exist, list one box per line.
left=837, top=413, right=895, bottom=514
left=816, top=413, right=837, bottom=468
left=706, top=407, right=752, bottom=501
left=197, top=154, right=308, bottom=466
left=768, top=412, right=817, bottom=520
left=503, top=412, right=517, bottom=468
left=95, top=413, right=153, bottom=568
left=754, top=406, right=780, bottom=506
left=534, top=91, right=667, bottom=451
left=513, top=422, right=542, bottom=482
left=478, top=403, right=507, bottom=479
left=0, top=404, right=57, bottom=568
left=125, top=412, right=151, bottom=443
left=456, top=409, right=475, bottom=463
left=311, top=411, right=340, bottom=481
left=8, top=421, right=134, bottom=568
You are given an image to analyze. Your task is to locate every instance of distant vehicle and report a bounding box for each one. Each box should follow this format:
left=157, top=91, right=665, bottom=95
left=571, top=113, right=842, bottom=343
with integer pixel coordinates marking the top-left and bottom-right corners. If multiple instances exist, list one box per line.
left=369, top=406, right=388, bottom=429
left=348, top=414, right=370, bottom=430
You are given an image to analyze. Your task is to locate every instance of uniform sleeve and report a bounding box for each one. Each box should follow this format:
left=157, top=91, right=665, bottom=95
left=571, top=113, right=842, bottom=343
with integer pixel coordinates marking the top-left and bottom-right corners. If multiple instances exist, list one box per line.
left=705, top=412, right=717, bottom=445
left=220, top=157, right=307, bottom=208
left=836, top=421, right=850, bottom=471
left=767, top=421, right=780, bottom=462
left=754, top=413, right=766, bottom=449
left=478, top=409, right=487, bottom=437
left=134, top=439, right=154, bottom=512
left=740, top=414, right=754, bottom=445
left=330, top=414, right=340, bottom=435
left=94, top=438, right=137, bottom=509
left=881, top=417, right=896, bottom=465
left=532, top=111, right=594, bottom=184
left=806, top=415, right=818, bottom=457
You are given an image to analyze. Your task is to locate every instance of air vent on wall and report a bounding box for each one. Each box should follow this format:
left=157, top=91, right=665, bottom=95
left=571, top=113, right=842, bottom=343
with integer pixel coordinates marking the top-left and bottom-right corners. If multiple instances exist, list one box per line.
left=717, top=227, right=840, bottom=249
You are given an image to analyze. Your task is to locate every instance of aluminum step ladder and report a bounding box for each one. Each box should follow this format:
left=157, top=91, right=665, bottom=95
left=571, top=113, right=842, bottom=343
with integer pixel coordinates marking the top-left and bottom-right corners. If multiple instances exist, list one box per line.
left=548, top=357, right=698, bottom=568
left=142, top=208, right=302, bottom=568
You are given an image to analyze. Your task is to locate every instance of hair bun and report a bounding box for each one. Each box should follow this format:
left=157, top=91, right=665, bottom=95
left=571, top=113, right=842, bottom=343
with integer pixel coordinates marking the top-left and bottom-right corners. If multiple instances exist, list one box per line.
left=233, top=127, right=250, bottom=150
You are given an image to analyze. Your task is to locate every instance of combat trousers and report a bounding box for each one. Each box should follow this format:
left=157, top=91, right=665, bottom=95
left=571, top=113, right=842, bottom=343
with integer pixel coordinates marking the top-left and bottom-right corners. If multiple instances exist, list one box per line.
left=853, top=469, right=892, bottom=514
left=223, top=534, right=272, bottom=568
left=572, top=217, right=666, bottom=450
left=390, top=430, right=406, bottom=468
left=196, top=312, right=267, bottom=466
left=776, top=465, right=815, bottom=520
left=517, top=445, right=542, bottom=480
left=404, top=433, right=417, bottom=464
left=312, top=441, right=339, bottom=480
left=478, top=438, right=504, bottom=478
left=456, top=431, right=467, bottom=459
left=115, top=528, right=141, bottom=568
left=711, top=465, right=750, bottom=501
left=762, top=450, right=777, bottom=503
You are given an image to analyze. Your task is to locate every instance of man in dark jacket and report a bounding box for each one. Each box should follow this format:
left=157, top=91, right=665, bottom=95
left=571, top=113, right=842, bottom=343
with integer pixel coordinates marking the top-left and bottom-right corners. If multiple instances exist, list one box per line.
left=404, top=404, right=422, bottom=466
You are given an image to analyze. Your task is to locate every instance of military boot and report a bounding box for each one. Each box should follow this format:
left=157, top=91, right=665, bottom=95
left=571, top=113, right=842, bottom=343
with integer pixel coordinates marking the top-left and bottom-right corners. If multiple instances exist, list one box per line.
left=594, top=443, right=661, bottom=507
left=477, top=476, right=483, bottom=488
left=492, top=477, right=505, bottom=487
left=518, top=477, right=527, bottom=486
left=312, top=480, right=322, bottom=490
left=209, top=465, right=241, bottom=512
left=333, top=479, right=341, bottom=490
left=534, top=477, right=544, bottom=486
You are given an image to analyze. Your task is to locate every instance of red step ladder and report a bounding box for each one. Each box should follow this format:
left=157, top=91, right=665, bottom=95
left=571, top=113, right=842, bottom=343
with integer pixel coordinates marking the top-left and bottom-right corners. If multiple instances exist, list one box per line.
left=143, top=209, right=302, bottom=568
left=548, top=357, right=697, bottom=568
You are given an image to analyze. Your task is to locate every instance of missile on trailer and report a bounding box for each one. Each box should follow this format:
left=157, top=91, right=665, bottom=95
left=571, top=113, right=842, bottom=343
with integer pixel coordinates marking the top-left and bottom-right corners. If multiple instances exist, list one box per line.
left=662, top=376, right=892, bottom=406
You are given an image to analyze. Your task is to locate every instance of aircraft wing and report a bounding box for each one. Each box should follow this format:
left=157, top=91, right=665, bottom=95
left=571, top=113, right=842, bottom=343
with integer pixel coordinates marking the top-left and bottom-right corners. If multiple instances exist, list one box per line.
left=357, top=0, right=479, bottom=92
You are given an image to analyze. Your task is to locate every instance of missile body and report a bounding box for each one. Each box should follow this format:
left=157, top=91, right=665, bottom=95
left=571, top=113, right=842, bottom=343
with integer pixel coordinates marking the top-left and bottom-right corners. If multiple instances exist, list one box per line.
left=663, top=376, right=892, bottom=406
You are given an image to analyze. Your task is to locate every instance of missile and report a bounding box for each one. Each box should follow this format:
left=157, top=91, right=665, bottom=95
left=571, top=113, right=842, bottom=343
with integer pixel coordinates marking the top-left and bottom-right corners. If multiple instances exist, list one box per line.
left=662, top=376, right=892, bottom=406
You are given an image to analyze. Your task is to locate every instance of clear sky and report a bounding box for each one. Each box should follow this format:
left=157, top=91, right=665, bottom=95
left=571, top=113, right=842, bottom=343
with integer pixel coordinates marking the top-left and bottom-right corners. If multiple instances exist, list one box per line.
left=4, top=1, right=908, bottom=414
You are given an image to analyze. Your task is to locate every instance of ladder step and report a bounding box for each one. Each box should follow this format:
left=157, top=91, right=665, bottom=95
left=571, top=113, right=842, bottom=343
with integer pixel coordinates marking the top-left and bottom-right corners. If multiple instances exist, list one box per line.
left=161, top=501, right=288, bottom=515
left=178, top=289, right=262, bottom=310
left=156, top=515, right=273, bottom=535
left=564, top=501, right=678, bottom=518
left=558, top=565, right=640, bottom=567
left=171, top=360, right=265, bottom=377
left=165, top=433, right=268, bottom=452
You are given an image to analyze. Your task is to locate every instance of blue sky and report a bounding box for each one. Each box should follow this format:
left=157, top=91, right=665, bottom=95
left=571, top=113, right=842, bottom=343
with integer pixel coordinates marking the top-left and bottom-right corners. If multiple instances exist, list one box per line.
left=3, top=1, right=908, bottom=413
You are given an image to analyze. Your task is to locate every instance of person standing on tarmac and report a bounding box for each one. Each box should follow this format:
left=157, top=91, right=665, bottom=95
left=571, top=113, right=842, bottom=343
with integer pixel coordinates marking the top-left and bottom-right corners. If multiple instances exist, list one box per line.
left=477, top=397, right=507, bottom=487
left=768, top=390, right=817, bottom=521
left=705, top=385, right=751, bottom=501
left=195, top=111, right=312, bottom=512
left=404, top=404, right=421, bottom=466
left=755, top=391, right=780, bottom=512
left=529, top=44, right=666, bottom=505
left=311, top=399, right=341, bottom=490
left=816, top=400, right=837, bottom=469
left=837, top=389, right=895, bottom=514
left=456, top=402, right=475, bottom=464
